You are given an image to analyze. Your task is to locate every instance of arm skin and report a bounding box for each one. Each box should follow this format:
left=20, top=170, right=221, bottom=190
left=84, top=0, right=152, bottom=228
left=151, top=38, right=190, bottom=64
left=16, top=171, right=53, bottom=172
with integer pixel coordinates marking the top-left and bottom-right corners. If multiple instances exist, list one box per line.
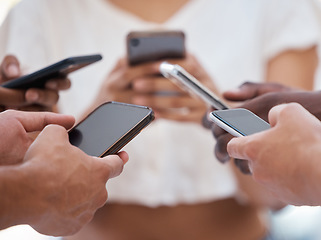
left=87, top=53, right=219, bottom=124
left=0, top=110, right=129, bottom=236
left=0, top=55, right=71, bottom=112
left=203, top=46, right=319, bottom=208
left=227, top=103, right=321, bottom=206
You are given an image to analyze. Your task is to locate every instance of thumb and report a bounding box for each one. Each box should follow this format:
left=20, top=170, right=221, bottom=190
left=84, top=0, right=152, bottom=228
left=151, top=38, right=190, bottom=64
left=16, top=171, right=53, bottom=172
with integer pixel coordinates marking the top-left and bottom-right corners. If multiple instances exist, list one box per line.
left=227, top=136, right=253, bottom=161
left=99, top=152, right=129, bottom=179
left=1, top=55, right=21, bottom=80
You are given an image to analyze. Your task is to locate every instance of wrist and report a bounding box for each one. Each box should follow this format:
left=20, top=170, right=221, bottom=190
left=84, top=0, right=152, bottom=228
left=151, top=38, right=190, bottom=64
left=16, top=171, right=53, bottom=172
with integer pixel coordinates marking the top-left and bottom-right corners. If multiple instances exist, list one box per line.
left=0, top=165, right=27, bottom=229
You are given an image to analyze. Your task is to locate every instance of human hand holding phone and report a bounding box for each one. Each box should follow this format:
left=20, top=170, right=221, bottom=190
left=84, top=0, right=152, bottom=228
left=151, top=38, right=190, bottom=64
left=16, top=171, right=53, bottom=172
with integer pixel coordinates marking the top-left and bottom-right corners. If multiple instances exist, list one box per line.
left=227, top=103, right=321, bottom=206
left=11, top=124, right=128, bottom=236
left=0, top=55, right=72, bottom=111
left=126, top=30, right=216, bottom=123
left=210, top=108, right=270, bottom=174
left=211, top=82, right=318, bottom=166
left=95, top=53, right=212, bottom=123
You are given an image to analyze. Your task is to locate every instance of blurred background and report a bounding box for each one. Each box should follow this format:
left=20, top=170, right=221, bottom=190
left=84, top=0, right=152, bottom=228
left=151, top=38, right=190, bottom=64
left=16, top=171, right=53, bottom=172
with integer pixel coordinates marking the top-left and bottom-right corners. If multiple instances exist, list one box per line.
left=1, top=0, right=321, bottom=239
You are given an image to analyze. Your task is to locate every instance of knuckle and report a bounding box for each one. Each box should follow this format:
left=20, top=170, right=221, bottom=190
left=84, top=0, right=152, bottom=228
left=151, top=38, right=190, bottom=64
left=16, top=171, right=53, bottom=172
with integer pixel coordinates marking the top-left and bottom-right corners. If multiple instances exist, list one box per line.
left=2, top=109, right=16, bottom=116
left=277, top=103, right=300, bottom=119
left=243, top=143, right=258, bottom=161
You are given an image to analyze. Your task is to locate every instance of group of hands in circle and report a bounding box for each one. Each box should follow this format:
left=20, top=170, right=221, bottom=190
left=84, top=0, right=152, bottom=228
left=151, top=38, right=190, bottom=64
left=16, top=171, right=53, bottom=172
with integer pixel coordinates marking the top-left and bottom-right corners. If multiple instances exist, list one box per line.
left=1, top=54, right=320, bottom=236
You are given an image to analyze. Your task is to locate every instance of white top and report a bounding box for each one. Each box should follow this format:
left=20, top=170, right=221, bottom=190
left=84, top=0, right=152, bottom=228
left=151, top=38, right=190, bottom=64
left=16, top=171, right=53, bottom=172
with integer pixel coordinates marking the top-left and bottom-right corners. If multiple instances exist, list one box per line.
left=0, top=0, right=320, bottom=207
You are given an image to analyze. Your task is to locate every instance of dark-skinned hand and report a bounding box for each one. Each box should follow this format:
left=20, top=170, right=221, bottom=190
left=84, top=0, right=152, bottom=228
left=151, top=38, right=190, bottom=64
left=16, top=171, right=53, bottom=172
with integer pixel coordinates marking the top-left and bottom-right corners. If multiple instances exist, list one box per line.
left=0, top=55, right=71, bottom=112
left=204, top=81, right=321, bottom=174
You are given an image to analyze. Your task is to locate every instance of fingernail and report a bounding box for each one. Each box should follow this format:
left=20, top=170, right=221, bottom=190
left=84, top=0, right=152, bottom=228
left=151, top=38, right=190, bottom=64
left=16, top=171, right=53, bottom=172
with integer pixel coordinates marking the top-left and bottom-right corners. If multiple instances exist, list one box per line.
left=219, top=155, right=230, bottom=164
left=7, top=64, right=20, bottom=77
left=26, top=91, right=39, bottom=102
left=46, top=81, right=57, bottom=89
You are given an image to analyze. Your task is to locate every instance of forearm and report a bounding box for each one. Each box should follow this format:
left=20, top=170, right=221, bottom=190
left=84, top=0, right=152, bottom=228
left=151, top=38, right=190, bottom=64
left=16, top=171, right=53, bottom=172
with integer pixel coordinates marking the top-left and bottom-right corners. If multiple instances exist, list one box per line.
left=266, top=46, right=318, bottom=91
left=0, top=165, right=40, bottom=229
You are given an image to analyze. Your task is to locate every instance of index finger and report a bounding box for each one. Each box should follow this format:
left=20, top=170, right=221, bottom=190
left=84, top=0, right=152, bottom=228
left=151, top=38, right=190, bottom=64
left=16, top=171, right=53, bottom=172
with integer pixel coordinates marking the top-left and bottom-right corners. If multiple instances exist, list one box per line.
left=128, top=61, right=162, bottom=80
left=6, top=110, right=75, bottom=132
left=0, top=87, right=26, bottom=106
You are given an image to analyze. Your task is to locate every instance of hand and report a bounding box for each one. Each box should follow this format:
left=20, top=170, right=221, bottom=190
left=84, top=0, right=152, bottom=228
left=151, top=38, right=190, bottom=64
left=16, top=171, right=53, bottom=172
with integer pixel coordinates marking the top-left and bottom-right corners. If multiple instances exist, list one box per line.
left=0, top=110, right=74, bottom=165
left=202, top=82, right=291, bottom=128
left=132, top=54, right=218, bottom=123
left=227, top=103, right=321, bottom=206
left=95, top=54, right=218, bottom=123
left=21, top=125, right=129, bottom=236
left=0, top=55, right=71, bottom=111
left=210, top=82, right=301, bottom=173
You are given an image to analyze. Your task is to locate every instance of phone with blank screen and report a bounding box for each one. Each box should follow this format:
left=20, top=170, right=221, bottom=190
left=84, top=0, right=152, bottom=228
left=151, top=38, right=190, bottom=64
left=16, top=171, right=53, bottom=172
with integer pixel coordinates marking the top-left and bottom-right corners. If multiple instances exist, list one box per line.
left=160, top=61, right=229, bottom=110
left=127, top=31, right=185, bottom=66
left=68, top=101, right=154, bottom=157
left=1, top=54, right=102, bottom=89
left=209, top=108, right=270, bottom=137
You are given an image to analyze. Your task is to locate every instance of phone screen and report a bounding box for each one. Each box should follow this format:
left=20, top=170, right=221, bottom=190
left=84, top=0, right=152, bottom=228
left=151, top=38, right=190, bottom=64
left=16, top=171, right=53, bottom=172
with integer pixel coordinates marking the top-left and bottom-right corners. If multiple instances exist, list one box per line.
left=212, top=109, right=270, bottom=136
left=69, top=102, right=154, bottom=157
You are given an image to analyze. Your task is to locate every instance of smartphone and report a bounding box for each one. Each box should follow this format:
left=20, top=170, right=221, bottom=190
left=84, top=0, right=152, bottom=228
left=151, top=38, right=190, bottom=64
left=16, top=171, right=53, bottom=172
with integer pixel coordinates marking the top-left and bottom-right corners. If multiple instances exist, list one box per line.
left=127, top=30, right=185, bottom=66
left=209, top=108, right=270, bottom=137
left=68, top=101, right=154, bottom=157
left=1, top=54, right=102, bottom=89
left=160, top=61, right=229, bottom=110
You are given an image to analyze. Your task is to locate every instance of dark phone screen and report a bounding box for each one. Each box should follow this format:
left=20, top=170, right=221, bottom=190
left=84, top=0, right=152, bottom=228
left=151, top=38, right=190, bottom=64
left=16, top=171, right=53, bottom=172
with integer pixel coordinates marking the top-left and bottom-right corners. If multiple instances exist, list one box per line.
left=69, top=102, right=153, bottom=157
left=128, top=34, right=185, bottom=65
left=214, top=109, right=270, bottom=136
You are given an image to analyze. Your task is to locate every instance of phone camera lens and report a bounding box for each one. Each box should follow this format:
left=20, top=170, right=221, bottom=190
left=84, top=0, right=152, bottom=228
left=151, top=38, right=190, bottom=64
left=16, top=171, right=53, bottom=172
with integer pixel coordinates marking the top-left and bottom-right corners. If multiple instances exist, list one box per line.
left=130, top=38, right=140, bottom=47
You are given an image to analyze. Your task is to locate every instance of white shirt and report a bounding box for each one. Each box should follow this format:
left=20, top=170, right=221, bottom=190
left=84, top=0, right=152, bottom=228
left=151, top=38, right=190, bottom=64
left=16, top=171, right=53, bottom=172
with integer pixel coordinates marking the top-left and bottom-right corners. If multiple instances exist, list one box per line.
left=0, top=0, right=320, bottom=207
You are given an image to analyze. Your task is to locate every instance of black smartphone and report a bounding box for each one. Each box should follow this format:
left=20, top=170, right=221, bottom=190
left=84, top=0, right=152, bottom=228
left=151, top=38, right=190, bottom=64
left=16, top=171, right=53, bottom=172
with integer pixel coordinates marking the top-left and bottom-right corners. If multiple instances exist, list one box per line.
left=1, top=54, right=102, bottom=89
left=209, top=108, right=270, bottom=137
left=127, top=30, right=185, bottom=66
left=68, top=101, right=154, bottom=157
left=160, top=62, right=229, bottom=110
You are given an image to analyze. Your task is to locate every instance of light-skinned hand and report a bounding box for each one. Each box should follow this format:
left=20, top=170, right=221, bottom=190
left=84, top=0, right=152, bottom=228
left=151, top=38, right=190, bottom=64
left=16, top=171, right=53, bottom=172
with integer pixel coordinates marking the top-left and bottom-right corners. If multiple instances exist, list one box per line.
left=227, top=103, right=321, bottom=206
